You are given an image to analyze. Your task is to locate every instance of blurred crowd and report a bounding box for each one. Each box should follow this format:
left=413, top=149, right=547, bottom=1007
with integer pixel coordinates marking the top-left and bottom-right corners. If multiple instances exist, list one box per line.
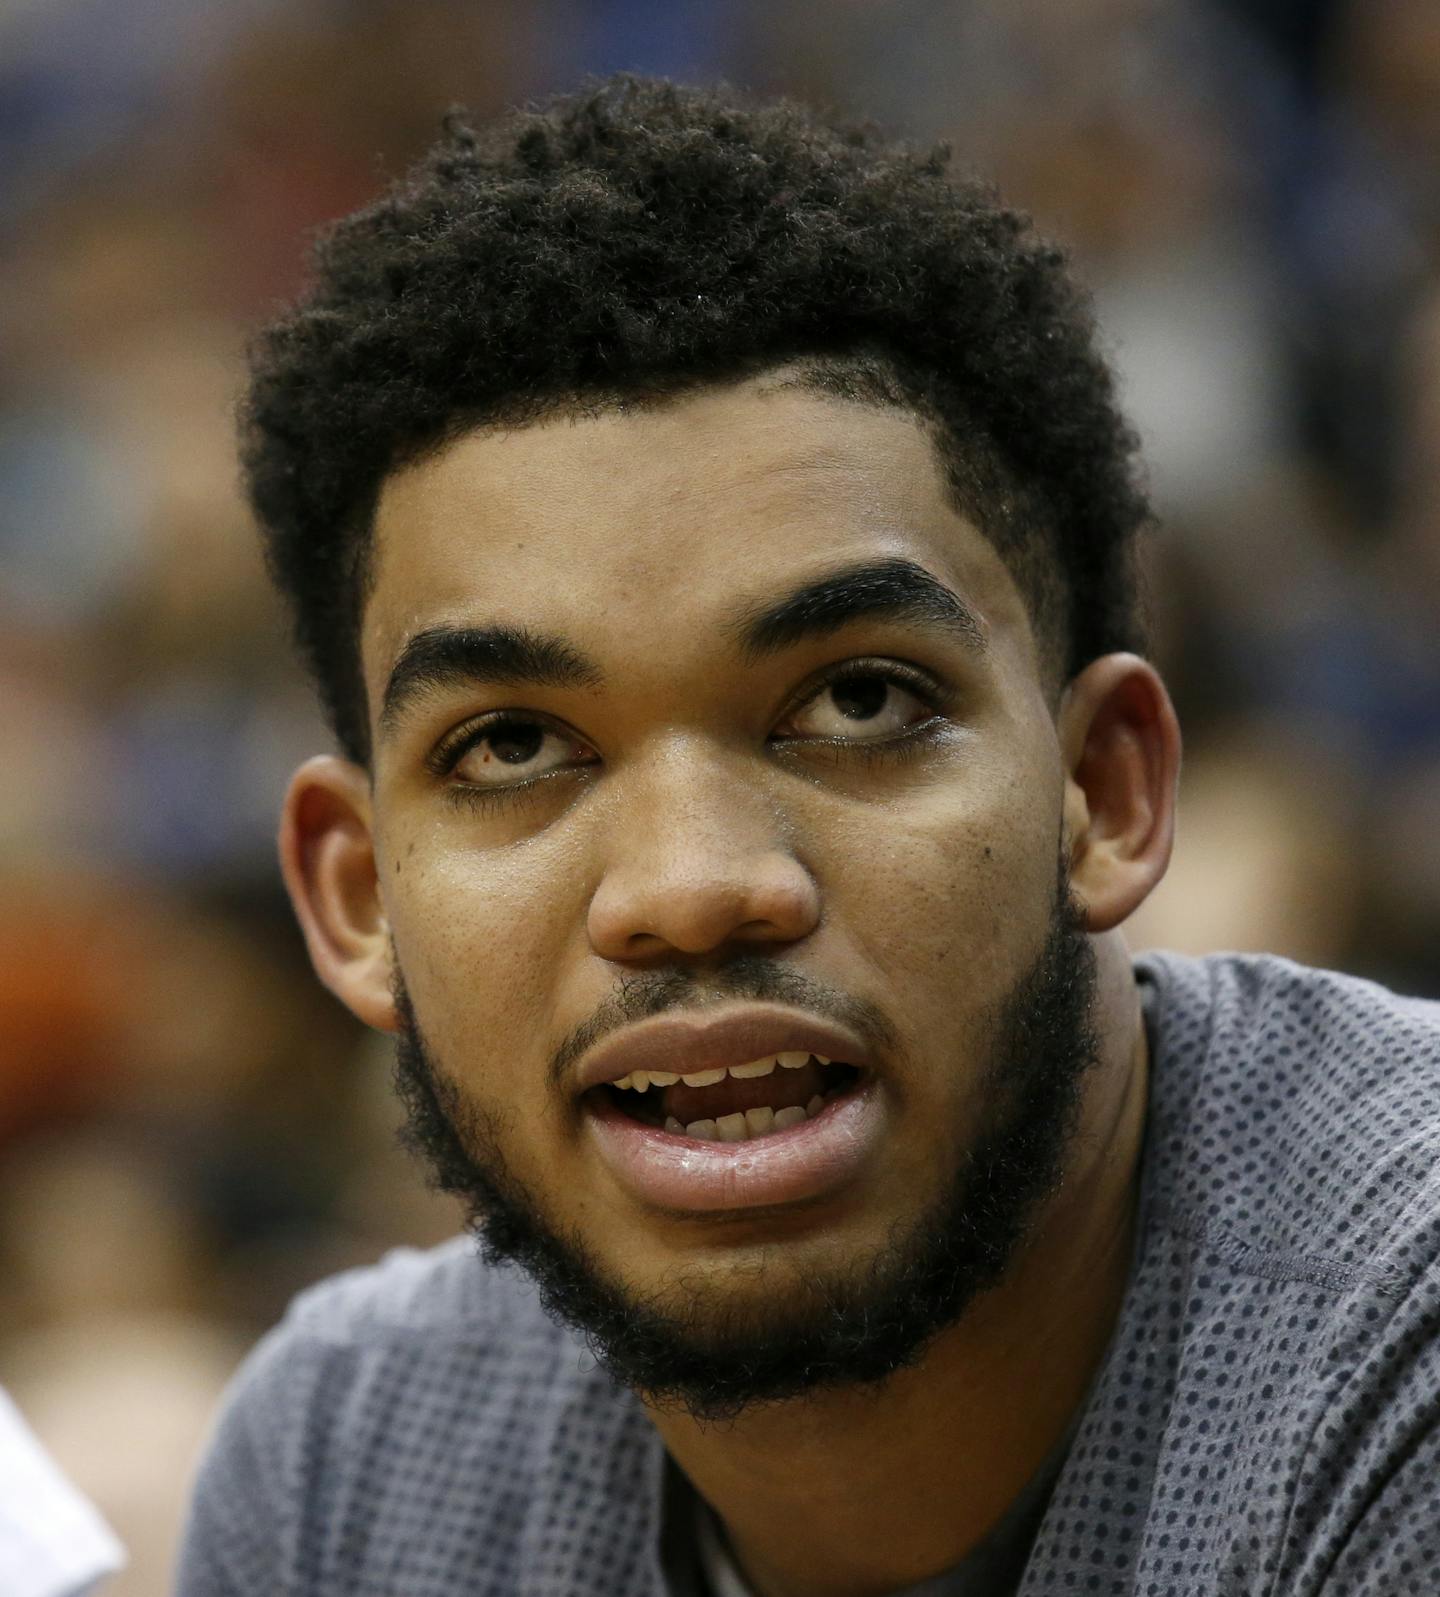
left=2, top=1, right=1438, bottom=1590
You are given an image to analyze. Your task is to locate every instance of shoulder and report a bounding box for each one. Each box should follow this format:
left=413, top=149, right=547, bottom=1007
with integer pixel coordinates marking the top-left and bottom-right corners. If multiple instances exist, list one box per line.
left=211, top=1234, right=593, bottom=1449
left=1038, top=956, right=1440, bottom=1593
left=176, top=1237, right=653, bottom=1595
left=1136, top=951, right=1440, bottom=1294
left=279, top=1231, right=552, bottom=1346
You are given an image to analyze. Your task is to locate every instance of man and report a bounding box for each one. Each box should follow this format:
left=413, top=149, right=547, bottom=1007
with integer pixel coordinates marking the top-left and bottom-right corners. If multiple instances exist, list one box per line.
left=177, top=78, right=1440, bottom=1595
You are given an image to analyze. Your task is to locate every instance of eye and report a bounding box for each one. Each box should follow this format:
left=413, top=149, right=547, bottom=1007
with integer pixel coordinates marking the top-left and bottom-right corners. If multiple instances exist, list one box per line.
left=777, top=663, right=940, bottom=742
left=436, top=714, right=595, bottom=789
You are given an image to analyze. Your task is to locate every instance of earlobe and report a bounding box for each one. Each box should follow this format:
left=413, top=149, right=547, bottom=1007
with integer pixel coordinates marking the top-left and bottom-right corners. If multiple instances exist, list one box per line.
left=278, top=755, right=399, bottom=1033
left=1058, top=654, right=1181, bottom=935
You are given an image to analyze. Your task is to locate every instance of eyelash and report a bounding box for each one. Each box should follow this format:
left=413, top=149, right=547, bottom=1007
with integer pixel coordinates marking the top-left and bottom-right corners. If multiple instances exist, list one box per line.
left=779, top=658, right=944, bottom=742
left=432, top=658, right=950, bottom=812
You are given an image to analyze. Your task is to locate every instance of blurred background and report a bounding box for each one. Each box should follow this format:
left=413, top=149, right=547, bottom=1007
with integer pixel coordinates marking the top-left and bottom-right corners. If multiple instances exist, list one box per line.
left=2, top=0, right=1438, bottom=1588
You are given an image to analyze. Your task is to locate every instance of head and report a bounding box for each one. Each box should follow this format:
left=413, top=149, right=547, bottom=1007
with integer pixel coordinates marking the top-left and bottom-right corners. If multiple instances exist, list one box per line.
left=264, top=77, right=1179, bottom=1418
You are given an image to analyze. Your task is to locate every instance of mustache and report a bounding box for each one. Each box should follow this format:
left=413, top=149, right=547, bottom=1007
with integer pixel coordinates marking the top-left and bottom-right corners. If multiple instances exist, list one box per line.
left=546, top=955, right=901, bottom=1092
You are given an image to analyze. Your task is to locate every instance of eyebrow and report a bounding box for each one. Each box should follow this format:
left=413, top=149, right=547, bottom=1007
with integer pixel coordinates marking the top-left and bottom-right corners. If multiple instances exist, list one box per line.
left=725, top=557, right=987, bottom=662
left=379, top=558, right=985, bottom=738
left=379, top=626, right=604, bottom=736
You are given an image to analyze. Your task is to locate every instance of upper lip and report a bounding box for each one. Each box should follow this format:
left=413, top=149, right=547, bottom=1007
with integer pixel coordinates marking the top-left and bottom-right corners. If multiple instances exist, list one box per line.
left=574, top=1004, right=875, bottom=1094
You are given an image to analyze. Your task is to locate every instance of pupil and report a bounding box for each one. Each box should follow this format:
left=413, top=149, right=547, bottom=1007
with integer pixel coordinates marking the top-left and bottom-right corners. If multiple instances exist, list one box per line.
left=833, top=677, right=888, bottom=721
left=491, top=722, right=543, bottom=763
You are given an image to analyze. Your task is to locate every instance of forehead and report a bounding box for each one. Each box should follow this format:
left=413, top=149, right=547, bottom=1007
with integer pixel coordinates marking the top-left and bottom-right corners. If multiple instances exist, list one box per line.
left=365, top=380, right=1035, bottom=688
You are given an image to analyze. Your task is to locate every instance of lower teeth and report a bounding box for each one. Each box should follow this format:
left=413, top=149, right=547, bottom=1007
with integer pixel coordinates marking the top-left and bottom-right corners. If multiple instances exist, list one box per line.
left=664, top=1094, right=828, bottom=1141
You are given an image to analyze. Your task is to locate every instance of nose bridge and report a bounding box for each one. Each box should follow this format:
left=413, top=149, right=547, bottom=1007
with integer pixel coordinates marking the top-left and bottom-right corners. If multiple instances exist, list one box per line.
left=586, top=732, right=819, bottom=959
left=610, top=732, right=787, bottom=884
left=637, top=730, right=771, bottom=832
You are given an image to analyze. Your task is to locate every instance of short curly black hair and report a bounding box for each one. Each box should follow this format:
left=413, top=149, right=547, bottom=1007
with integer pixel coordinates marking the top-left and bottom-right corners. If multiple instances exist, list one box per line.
left=243, top=75, right=1150, bottom=764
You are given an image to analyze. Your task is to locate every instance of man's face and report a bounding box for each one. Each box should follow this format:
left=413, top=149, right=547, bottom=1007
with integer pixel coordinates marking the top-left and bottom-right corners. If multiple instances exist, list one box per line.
left=361, top=380, right=1088, bottom=1404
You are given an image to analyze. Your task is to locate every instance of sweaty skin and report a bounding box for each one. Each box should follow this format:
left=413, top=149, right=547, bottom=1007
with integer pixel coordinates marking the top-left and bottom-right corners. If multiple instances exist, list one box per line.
left=282, top=377, right=1178, bottom=1597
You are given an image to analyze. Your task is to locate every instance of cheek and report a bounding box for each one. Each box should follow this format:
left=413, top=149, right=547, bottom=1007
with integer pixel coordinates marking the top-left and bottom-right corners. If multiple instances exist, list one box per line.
left=381, top=834, right=584, bottom=1053
left=829, top=755, right=1062, bottom=1008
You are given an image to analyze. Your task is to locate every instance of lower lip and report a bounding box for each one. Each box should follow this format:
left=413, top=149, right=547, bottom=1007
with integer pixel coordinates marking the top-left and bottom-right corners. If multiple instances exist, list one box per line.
left=584, top=1081, right=887, bottom=1214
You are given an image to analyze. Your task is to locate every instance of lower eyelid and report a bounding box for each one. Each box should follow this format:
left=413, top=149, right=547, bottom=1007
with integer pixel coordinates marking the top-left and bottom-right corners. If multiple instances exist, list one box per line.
left=774, top=713, right=947, bottom=761
left=445, top=763, right=588, bottom=811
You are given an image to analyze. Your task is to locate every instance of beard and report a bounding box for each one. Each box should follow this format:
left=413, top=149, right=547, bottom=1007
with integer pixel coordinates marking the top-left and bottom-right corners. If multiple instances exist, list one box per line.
left=390, top=863, right=1099, bottom=1422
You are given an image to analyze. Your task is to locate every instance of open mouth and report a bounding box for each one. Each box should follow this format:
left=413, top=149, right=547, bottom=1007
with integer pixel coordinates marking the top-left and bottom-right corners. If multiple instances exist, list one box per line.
left=592, top=1052, right=864, bottom=1142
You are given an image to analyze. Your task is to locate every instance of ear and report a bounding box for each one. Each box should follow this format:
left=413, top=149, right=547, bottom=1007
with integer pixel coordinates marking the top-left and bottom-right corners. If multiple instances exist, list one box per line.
left=278, top=755, right=398, bottom=1033
left=1057, top=654, right=1181, bottom=934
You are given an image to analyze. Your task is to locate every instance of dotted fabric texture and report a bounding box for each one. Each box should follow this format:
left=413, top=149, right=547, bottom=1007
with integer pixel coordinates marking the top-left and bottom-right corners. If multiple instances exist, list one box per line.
left=175, top=954, right=1440, bottom=1596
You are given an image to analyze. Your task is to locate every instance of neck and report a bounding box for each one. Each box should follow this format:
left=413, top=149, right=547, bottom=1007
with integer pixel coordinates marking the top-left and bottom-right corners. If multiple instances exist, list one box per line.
left=647, top=934, right=1149, bottom=1597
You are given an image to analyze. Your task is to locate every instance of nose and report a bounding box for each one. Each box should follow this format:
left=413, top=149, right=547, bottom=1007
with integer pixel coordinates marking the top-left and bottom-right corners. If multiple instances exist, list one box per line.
left=586, top=743, right=821, bottom=963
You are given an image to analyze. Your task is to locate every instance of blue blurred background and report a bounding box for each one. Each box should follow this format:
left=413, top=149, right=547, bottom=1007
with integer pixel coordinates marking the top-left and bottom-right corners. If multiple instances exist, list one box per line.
left=2, top=1, right=1438, bottom=1588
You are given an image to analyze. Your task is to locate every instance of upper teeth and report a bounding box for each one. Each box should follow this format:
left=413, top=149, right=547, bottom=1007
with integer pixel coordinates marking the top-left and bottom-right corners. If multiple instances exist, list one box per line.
left=611, top=1051, right=828, bottom=1091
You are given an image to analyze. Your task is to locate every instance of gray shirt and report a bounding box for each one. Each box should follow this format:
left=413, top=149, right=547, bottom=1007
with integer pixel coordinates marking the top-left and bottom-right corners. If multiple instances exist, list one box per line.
left=175, top=953, right=1440, bottom=1594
